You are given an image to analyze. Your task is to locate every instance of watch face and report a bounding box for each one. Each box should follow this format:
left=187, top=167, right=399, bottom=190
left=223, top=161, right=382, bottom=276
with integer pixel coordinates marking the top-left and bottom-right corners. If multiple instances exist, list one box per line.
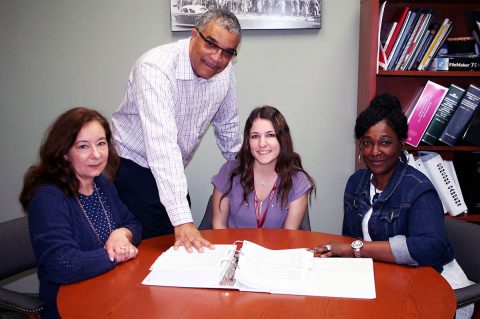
left=352, top=240, right=364, bottom=249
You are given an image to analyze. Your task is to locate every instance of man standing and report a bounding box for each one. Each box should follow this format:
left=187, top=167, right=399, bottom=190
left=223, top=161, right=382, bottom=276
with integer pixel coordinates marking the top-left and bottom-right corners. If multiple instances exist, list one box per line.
left=112, top=10, right=242, bottom=251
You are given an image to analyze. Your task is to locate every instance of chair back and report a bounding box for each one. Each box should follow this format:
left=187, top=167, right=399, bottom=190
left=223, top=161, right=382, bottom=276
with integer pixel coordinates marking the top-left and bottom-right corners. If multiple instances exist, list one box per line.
left=444, top=217, right=480, bottom=283
left=0, top=216, right=44, bottom=316
left=198, top=196, right=311, bottom=231
left=0, top=216, right=37, bottom=280
left=198, top=196, right=213, bottom=230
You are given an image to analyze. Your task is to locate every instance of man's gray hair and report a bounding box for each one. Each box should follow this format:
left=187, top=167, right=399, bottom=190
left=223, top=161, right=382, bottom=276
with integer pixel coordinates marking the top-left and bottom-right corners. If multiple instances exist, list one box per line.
left=195, top=9, right=242, bottom=40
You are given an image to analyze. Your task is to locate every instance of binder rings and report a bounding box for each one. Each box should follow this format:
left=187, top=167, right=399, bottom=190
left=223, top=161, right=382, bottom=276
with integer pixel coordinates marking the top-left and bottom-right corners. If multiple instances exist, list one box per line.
left=142, top=240, right=376, bottom=299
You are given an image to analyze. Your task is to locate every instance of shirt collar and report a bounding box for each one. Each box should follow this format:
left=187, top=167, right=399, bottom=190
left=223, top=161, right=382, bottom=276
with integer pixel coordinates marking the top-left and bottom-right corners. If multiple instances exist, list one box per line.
left=176, top=37, right=213, bottom=84
left=357, top=161, right=407, bottom=205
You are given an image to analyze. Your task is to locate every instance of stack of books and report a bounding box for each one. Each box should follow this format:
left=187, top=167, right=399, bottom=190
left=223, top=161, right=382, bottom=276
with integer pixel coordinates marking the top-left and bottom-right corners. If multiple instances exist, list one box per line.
left=405, top=81, right=480, bottom=148
left=378, top=3, right=480, bottom=71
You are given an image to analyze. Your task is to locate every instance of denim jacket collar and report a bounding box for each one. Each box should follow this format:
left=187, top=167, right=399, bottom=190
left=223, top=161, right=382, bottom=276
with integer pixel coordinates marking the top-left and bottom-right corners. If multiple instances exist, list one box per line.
left=355, top=160, right=407, bottom=206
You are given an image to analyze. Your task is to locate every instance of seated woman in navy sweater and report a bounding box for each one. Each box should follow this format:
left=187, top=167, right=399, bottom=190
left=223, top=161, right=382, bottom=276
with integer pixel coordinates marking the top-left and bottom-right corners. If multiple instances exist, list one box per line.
left=311, top=94, right=473, bottom=319
left=20, top=107, right=142, bottom=319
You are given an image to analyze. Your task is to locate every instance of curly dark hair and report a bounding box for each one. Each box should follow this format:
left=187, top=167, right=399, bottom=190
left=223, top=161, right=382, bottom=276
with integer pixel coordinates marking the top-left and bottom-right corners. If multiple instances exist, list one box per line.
left=19, top=107, right=120, bottom=210
left=355, top=93, right=408, bottom=141
left=222, top=105, right=315, bottom=207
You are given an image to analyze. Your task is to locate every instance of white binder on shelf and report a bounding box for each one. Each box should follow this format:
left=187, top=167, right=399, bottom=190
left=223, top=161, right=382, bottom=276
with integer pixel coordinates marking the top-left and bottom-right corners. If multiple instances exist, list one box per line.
left=418, top=151, right=467, bottom=216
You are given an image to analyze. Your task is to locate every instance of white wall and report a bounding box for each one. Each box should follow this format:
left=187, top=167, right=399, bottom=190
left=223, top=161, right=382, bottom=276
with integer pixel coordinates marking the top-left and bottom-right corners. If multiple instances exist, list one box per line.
left=0, top=0, right=359, bottom=291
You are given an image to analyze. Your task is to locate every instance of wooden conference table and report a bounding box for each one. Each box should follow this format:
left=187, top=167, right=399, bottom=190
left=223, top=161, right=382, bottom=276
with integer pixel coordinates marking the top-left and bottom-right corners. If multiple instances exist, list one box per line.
left=58, top=229, right=456, bottom=319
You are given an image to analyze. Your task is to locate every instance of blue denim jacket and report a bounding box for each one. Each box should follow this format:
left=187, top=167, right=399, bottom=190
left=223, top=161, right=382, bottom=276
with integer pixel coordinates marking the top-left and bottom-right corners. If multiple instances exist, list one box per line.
left=342, top=161, right=454, bottom=272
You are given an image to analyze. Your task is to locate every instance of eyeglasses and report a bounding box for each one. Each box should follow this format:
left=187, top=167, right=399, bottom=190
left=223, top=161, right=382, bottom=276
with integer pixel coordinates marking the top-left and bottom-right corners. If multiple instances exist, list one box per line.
left=195, top=28, right=237, bottom=59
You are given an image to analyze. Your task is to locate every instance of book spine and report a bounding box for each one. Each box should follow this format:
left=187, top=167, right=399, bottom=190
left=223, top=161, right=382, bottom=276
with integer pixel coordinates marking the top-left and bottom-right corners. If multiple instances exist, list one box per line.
left=388, top=10, right=419, bottom=70
left=406, top=81, right=448, bottom=147
left=385, top=6, right=411, bottom=59
left=447, top=57, right=480, bottom=71
left=462, top=105, right=480, bottom=146
left=421, top=84, right=465, bottom=145
left=382, top=22, right=397, bottom=50
left=424, top=22, right=452, bottom=71
left=396, top=11, right=429, bottom=71
left=407, top=154, right=448, bottom=213
left=387, top=11, right=413, bottom=69
left=418, top=18, right=450, bottom=71
left=410, top=21, right=439, bottom=70
left=438, top=84, right=480, bottom=146
left=420, top=152, right=467, bottom=216
left=401, top=12, right=432, bottom=71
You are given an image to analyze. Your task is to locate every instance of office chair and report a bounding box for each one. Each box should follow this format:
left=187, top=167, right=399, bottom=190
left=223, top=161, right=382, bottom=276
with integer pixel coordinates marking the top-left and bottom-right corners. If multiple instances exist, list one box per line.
left=198, top=195, right=311, bottom=231
left=444, top=217, right=480, bottom=313
left=0, top=216, right=44, bottom=317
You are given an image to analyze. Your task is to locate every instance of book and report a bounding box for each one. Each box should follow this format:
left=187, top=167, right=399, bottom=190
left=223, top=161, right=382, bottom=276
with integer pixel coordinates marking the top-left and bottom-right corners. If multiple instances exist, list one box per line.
left=421, top=84, right=465, bottom=145
left=401, top=11, right=433, bottom=71
left=418, top=18, right=451, bottom=70
left=425, top=21, right=453, bottom=70
left=142, top=240, right=377, bottom=299
left=438, top=84, right=480, bottom=146
left=381, top=22, right=397, bottom=49
left=469, top=10, right=480, bottom=46
left=384, top=6, right=411, bottom=60
left=406, top=152, right=448, bottom=213
left=410, top=21, right=440, bottom=70
left=377, top=1, right=388, bottom=72
left=419, top=152, right=467, bottom=216
left=396, top=10, right=433, bottom=71
left=388, top=9, right=420, bottom=70
left=406, top=80, right=449, bottom=147
left=386, top=9, right=412, bottom=68
left=446, top=56, right=480, bottom=71
left=462, top=106, right=480, bottom=146
left=454, top=152, right=480, bottom=213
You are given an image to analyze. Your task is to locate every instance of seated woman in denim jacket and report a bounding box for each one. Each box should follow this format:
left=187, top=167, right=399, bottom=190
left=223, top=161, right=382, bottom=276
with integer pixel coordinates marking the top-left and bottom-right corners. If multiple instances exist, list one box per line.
left=311, top=93, right=473, bottom=319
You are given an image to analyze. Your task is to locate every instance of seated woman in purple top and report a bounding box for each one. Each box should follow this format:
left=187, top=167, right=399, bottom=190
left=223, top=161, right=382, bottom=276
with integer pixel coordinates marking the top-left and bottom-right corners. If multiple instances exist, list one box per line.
left=211, top=105, right=316, bottom=229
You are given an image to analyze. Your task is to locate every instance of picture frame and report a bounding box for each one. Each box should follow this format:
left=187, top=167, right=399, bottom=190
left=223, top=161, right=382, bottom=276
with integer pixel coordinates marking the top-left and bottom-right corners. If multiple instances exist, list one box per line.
left=170, top=0, right=322, bottom=31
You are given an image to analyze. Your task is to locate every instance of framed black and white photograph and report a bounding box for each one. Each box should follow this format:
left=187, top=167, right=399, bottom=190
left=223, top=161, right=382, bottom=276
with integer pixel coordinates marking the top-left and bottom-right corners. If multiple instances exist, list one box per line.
left=171, top=0, right=322, bottom=31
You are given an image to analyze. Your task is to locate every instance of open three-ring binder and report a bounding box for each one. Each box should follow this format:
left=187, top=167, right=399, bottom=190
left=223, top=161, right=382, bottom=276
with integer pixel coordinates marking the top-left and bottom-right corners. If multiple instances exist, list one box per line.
left=142, top=240, right=376, bottom=299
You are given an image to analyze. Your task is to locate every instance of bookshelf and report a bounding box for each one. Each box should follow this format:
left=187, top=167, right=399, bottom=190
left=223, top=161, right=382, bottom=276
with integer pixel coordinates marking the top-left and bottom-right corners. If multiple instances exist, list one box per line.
left=358, top=0, right=480, bottom=223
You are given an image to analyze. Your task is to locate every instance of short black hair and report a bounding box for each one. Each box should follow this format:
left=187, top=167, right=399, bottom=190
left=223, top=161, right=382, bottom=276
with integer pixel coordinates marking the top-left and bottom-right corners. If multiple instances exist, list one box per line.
left=355, top=93, right=408, bottom=140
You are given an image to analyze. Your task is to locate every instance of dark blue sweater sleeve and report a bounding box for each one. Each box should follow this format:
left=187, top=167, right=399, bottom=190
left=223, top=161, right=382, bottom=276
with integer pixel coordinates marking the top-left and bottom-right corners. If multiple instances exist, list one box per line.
left=29, top=186, right=116, bottom=285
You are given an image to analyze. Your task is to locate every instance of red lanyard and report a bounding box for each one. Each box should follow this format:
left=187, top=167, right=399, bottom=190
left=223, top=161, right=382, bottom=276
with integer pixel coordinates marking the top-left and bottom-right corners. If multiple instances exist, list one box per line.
left=253, top=178, right=278, bottom=228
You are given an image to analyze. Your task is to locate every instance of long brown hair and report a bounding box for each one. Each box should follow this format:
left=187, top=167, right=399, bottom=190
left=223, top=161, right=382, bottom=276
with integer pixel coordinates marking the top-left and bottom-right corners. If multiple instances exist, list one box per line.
left=19, top=107, right=119, bottom=210
left=222, top=105, right=315, bottom=207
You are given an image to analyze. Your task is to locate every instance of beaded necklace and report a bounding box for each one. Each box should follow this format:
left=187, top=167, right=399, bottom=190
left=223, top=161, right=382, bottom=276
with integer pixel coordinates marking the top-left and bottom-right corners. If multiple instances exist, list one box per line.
left=75, top=182, right=113, bottom=246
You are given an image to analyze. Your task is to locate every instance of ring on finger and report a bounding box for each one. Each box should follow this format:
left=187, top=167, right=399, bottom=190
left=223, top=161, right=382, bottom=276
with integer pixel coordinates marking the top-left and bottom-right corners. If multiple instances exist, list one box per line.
left=325, top=244, right=332, bottom=252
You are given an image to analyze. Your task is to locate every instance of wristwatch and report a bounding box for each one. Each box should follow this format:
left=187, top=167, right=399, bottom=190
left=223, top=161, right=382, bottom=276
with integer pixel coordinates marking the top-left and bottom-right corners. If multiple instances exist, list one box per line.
left=351, top=240, right=364, bottom=258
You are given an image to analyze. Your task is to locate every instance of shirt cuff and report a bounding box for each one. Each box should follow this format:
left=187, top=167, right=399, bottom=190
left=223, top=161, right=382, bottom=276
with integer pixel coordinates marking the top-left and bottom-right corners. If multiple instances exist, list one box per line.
left=389, top=235, right=418, bottom=266
left=166, top=201, right=194, bottom=226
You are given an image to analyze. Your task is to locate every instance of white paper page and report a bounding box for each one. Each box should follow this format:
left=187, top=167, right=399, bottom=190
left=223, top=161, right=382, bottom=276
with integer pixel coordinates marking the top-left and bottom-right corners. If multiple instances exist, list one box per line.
left=149, top=245, right=236, bottom=270
left=235, top=241, right=313, bottom=293
left=142, top=244, right=236, bottom=288
left=304, top=258, right=376, bottom=299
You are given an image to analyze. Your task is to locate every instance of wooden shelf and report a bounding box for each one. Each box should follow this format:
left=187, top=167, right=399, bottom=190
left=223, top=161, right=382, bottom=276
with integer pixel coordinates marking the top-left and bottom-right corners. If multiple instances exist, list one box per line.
left=405, top=145, right=480, bottom=152
left=379, top=71, right=480, bottom=78
left=447, top=214, right=480, bottom=223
